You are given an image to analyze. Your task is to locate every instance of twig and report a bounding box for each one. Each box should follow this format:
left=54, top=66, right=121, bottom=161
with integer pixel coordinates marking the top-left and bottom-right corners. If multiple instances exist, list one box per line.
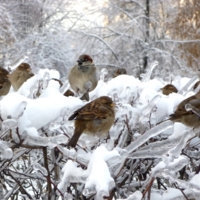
left=43, top=147, right=52, bottom=200
left=142, top=177, right=155, bottom=199
left=6, top=170, right=33, bottom=199
left=173, top=183, right=189, bottom=200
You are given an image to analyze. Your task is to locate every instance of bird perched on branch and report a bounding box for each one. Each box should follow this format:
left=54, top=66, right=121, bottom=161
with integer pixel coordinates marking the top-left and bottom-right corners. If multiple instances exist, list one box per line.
left=169, top=91, right=200, bottom=129
left=161, top=84, right=178, bottom=95
left=68, top=54, right=98, bottom=101
left=173, top=91, right=200, bottom=114
left=9, top=63, right=34, bottom=91
left=0, top=67, right=11, bottom=96
left=113, top=67, right=127, bottom=78
left=67, top=96, right=115, bottom=147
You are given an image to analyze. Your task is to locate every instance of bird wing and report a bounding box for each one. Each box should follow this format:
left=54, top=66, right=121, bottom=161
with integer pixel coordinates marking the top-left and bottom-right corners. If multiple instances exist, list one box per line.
left=68, top=98, right=108, bottom=121
left=75, top=105, right=108, bottom=120
left=170, top=111, right=191, bottom=118
left=68, top=107, right=83, bottom=120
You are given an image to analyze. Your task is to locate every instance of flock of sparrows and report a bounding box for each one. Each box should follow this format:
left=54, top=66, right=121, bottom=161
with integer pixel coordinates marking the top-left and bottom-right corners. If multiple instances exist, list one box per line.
left=1, top=54, right=200, bottom=147
left=67, top=54, right=116, bottom=147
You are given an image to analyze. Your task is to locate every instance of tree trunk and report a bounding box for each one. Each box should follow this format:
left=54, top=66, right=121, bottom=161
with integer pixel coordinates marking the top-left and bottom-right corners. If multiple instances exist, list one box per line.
left=143, top=0, right=150, bottom=70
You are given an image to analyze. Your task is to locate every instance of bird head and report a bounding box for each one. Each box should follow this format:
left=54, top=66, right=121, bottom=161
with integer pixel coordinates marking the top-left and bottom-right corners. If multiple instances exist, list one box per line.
left=113, top=68, right=127, bottom=77
left=0, top=67, right=9, bottom=77
left=99, top=96, right=115, bottom=108
left=17, top=63, right=31, bottom=72
left=161, top=84, right=178, bottom=95
left=118, top=68, right=126, bottom=74
left=77, top=54, right=93, bottom=66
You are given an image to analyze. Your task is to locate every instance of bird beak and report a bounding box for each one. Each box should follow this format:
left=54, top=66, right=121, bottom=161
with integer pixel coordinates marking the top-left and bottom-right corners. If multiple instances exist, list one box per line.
left=77, top=59, right=83, bottom=65
left=111, top=103, right=115, bottom=108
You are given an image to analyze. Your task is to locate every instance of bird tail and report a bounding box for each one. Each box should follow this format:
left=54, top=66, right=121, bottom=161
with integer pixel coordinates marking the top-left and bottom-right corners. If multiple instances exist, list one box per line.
left=169, top=114, right=181, bottom=122
left=67, top=126, right=84, bottom=147
left=80, top=91, right=89, bottom=101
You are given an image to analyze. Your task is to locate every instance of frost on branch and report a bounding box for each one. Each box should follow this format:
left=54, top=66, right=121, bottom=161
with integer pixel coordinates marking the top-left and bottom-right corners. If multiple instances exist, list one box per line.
left=178, top=75, right=199, bottom=95
left=100, top=68, right=108, bottom=81
left=142, top=61, right=158, bottom=82
left=33, top=162, right=48, bottom=176
left=126, top=120, right=173, bottom=154
left=2, top=119, right=18, bottom=131
left=24, top=134, right=68, bottom=148
left=59, top=79, right=70, bottom=94
left=185, top=102, right=200, bottom=118
left=0, top=141, right=13, bottom=159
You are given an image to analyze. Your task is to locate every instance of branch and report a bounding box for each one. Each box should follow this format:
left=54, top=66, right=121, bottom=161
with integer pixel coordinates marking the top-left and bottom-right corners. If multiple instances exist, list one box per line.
left=73, top=31, right=119, bottom=61
left=43, top=147, right=52, bottom=199
left=142, top=177, right=155, bottom=199
left=6, top=171, right=33, bottom=199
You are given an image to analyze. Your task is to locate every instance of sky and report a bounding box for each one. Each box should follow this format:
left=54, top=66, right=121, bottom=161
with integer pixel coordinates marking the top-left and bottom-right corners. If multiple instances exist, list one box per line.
left=0, top=62, right=200, bottom=199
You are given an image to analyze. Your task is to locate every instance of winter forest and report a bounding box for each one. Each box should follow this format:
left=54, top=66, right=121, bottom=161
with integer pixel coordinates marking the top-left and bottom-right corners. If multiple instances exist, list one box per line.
left=0, top=0, right=200, bottom=200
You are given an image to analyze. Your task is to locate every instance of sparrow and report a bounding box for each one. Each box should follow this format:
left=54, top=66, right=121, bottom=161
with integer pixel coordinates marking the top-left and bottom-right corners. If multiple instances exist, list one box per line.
left=9, top=63, right=34, bottom=91
left=0, top=67, right=11, bottom=96
left=161, top=84, right=178, bottom=95
left=169, top=91, right=200, bottom=128
left=67, top=96, right=115, bottom=147
left=68, top=54, right=98, bottom=100
left=113, top=68, right=127, bottom=78
left=174, top=91, right=200, bottom=114
left=169, top=99, right=200, bottom=129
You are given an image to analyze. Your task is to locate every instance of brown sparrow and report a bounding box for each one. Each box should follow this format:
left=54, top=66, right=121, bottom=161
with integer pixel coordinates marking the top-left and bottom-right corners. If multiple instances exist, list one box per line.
left=161, top=84, right=178, bottom=95
left=67, top=96, right=115, bottom=147
left=0, top=67, right=11, bottom=96
left=9, top=63, right=34, bottom=91
left=68, top=54, right=98, bottom=97
left=113, top=68, right=127, bottom=78
left=169, top=99, right=200, bottom=128
left=173, top=91, right=200, bottom=114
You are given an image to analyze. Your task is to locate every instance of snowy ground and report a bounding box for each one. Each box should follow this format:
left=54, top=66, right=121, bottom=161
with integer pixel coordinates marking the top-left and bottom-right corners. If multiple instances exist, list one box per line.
left=0, top=62, right=200, bottom=200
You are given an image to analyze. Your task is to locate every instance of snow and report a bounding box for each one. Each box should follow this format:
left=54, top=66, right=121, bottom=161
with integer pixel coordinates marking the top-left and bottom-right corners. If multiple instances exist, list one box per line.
left=84, top=146, right=118, bottom=198
left=1, top=67, right=200, bottom=199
